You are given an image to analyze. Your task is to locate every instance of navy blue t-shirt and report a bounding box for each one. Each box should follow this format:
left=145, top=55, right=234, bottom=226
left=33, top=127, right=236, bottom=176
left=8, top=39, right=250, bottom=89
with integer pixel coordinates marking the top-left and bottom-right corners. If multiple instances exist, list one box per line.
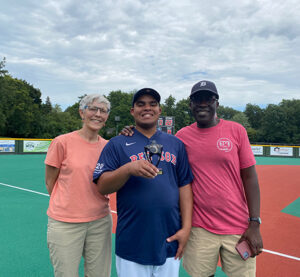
left=93, top=129, right=193, bottom=265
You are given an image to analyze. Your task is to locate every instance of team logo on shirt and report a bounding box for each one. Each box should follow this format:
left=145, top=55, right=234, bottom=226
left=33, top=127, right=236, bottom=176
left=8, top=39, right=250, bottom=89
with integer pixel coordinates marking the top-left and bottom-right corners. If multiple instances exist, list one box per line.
left=94, top=162, right=104, bottom=174
left=217, top=138, right=233, bottom=152
left=129, top=151, right=177, bottom=165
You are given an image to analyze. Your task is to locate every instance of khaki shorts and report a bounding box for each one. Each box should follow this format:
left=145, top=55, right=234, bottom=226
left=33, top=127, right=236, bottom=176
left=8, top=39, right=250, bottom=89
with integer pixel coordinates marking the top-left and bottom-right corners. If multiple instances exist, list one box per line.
left=183, top=227, right=256, bottom=277
left=47, top=214, right=112, bottom=277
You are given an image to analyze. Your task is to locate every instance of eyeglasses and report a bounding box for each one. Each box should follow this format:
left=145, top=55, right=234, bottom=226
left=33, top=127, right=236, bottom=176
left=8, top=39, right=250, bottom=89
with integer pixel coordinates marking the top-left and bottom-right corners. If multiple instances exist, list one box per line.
left=85, top=106, right=109, bottom=114
left=190, top=95, right=218, bottom=105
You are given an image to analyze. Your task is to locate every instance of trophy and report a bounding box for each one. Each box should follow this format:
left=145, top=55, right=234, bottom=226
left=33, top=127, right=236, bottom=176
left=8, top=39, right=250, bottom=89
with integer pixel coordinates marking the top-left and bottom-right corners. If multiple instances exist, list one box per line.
left=144, top=140, right=163, bottom=175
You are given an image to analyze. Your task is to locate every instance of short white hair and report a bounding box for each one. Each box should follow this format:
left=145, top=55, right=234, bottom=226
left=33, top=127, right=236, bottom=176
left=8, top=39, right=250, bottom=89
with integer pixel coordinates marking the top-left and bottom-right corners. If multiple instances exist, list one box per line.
left=79, top=94, right=111, bottom=113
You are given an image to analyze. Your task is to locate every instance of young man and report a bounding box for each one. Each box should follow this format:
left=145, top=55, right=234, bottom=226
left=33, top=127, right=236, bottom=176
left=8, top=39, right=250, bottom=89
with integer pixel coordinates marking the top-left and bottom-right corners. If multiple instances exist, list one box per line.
left=93, top=88, right=193, bottom=277
left=176, top=80, right=263, bottom=277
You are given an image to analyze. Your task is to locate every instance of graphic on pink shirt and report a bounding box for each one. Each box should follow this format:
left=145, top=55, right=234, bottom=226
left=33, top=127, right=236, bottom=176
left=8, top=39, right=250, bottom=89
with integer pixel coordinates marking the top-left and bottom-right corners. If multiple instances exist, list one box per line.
left=217, top=138, right=233, bottom=152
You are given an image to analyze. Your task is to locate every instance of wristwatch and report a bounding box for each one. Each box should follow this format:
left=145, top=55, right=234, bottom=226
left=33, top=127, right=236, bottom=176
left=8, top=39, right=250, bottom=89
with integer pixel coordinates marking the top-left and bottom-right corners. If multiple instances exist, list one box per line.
left=248, top=217, right=262, bottom=224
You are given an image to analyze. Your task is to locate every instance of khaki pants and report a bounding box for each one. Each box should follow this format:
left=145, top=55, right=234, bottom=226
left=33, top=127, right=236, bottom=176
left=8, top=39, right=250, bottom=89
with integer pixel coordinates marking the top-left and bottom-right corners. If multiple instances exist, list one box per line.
left=183, top=227, right=256, bottom=277
left=47, top=214, right=112, bottom=277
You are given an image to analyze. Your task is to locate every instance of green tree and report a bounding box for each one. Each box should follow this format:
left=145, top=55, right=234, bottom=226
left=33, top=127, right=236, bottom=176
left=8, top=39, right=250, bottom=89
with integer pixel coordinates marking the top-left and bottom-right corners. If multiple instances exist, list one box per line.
left=0, top=75, right=43, bottom=137
left=231, top=112, right=250, bottom=129
left=278, top=99, right=300, bottom=143
left=244, top=104, right=264, bottom=129
left=41, top=104, right=81, bottom=138
left=105, top=90, right=134, bottom=139
left=64, top=96, right=82, bottom=120
left=161, top=95, right=176, bottom=116
left=1, top=58, right=299, bottom=144
left=217, top=105, right=239, bottom=120
left=0, top=108, right=6, bottom=134
left=41, top=96, right=53, bottom=114
left=173, top=98, right=194, bottom=132
left=0, top=57, right=8, bottom=76
left=260, top=104, right=289, bottom=143
left=246, top=127, right=259, bottom=143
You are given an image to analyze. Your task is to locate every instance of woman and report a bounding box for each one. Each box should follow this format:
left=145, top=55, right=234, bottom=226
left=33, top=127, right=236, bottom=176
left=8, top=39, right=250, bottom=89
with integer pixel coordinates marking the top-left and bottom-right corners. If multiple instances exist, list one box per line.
left=45, top=94, right=112, bottom=277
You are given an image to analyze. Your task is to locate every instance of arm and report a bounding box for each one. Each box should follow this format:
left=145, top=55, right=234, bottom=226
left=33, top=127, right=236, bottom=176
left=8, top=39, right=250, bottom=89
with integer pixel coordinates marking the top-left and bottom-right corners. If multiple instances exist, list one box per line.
left=96, top=159, right=159, bottom=195
left=240, top=165, right=263, bottom=256
left=45, top=164, right=60, bottom=195
left=167, top=184, right=193, bottom=259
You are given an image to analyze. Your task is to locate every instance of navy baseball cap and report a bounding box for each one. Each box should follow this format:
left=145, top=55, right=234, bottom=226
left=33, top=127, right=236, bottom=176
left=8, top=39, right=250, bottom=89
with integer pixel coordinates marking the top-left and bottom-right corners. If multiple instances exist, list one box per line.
left=132, top=88, right=161, bottom=106
left=190, top=80, right=219, bottom=99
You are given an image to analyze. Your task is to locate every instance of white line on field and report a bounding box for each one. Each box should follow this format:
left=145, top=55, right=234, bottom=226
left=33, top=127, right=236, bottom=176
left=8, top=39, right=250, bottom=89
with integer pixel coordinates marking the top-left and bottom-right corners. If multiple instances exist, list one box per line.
left=0, top=182, right=117, bottom=214
left=0, top=182, right=49, bottom=196
left=1, top=182, right=299, bottom=259
left=262, top=249, right=300, bottom=261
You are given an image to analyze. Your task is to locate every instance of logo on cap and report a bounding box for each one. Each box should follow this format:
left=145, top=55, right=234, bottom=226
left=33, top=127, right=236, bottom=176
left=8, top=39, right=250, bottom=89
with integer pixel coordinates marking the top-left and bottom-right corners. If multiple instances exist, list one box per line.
left=200, top=81, right=207, bottom=87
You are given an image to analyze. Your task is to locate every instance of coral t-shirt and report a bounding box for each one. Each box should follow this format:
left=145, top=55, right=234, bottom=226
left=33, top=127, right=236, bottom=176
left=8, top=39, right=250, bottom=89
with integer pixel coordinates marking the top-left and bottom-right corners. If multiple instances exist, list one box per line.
left=45, top=131, right=110, bottom=222
left=176, top=119, right=256, bottom=234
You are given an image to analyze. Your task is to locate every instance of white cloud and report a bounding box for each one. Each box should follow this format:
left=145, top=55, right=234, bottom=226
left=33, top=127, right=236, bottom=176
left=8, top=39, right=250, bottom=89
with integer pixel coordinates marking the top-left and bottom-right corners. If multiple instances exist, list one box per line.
left=0, top=0, right=299, bottom=110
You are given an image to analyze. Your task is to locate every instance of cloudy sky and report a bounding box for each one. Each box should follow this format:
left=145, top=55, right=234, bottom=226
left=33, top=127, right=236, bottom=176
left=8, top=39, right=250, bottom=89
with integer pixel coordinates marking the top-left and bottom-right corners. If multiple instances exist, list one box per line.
left=1, top=0, right=299, bottom=110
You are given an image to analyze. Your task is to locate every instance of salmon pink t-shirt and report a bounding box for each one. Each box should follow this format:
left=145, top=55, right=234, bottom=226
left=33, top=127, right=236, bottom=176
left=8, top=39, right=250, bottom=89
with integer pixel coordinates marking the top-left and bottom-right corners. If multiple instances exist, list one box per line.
left=45, top=131, right=110, bottom=223
left=176, top=119, right=256, bottom=235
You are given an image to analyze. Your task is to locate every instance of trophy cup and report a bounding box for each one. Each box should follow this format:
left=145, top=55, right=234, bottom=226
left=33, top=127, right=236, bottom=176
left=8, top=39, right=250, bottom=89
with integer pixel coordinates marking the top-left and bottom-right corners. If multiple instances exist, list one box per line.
left=144, top=140, right=163, bottom=175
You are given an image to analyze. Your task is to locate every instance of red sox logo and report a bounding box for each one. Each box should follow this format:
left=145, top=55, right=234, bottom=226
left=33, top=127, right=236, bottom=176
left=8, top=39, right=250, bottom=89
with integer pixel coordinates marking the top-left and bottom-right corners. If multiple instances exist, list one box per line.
left=217, top=138, right=233, bottom=152
left=130, top=151, right=176, bottom=165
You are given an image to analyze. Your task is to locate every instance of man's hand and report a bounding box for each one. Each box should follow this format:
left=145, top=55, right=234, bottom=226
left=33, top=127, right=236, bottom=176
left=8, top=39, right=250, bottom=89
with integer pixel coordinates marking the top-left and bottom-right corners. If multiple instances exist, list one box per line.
left=166, top=228, right=191, bottom=259
left=238, top=223, right=263, bottom=257
left=119, top=125, right=135, bottom=136
left=129, top=159, right=159, bottom=178
left=97, top=159, right=159, bottom=195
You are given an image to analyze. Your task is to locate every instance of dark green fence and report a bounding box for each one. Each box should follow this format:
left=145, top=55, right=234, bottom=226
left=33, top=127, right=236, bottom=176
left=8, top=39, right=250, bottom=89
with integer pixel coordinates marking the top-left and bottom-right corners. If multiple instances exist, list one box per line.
left=0, top=138, right=299, bottom=157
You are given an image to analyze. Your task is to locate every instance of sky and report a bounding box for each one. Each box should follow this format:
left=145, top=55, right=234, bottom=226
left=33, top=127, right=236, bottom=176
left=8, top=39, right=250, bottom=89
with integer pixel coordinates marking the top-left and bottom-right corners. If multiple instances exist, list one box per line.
left=1, top=0, right=299, bottom=111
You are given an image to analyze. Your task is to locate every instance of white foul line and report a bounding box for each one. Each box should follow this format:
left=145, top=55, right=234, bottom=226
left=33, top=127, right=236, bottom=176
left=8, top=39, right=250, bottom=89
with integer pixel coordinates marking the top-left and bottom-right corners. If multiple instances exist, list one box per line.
left=0, top=182, right=117, bottom=214
left=1, top=182, right=299, bottom=259
left=262, top=249, right=300, bottom=261
left=0, top=182, right=49, bottom=196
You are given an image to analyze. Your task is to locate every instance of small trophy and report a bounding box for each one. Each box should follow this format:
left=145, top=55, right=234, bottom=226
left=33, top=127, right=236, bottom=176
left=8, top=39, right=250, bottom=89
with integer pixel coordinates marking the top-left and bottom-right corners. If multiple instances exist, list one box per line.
left=144, top=140, right=163, bottom=175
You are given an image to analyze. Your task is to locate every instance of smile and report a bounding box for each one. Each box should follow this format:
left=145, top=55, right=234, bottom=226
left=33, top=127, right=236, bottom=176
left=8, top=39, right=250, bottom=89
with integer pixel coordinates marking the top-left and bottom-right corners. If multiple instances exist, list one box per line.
left=91, top=119, right=104, bottom=123
left=142, top=113, right=153, bottom=118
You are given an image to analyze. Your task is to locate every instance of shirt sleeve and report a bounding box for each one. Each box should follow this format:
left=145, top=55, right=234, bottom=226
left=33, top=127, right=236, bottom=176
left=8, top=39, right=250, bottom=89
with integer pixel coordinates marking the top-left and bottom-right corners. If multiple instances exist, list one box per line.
left=44, top=137, right=64, bottom=168
left=93, top=140, right=120, bottom=183
left=175, top=140, right=194, bottom=187
left=238, top=126, right=256, bottom=169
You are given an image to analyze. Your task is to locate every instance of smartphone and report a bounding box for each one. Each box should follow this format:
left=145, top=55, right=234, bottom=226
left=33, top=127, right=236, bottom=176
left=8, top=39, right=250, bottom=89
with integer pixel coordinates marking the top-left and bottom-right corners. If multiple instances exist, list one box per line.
left=235, top=240, right=252, bottom=260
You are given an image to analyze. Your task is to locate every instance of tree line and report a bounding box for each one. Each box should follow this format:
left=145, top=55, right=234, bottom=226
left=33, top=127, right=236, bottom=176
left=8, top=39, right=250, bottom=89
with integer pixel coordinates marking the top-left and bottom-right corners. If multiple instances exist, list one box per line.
left=0, top=58, right=299, bottom=144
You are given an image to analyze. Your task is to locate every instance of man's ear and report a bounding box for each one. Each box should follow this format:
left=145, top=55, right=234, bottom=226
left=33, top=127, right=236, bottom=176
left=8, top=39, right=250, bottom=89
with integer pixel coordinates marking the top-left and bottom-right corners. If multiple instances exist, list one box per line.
left=130, top=107, right=134, bottom=116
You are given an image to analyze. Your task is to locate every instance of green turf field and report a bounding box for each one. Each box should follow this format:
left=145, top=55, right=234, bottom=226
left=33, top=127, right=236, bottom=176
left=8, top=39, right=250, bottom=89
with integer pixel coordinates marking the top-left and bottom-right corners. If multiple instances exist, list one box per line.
left=0, top=154, right=299, bottom=276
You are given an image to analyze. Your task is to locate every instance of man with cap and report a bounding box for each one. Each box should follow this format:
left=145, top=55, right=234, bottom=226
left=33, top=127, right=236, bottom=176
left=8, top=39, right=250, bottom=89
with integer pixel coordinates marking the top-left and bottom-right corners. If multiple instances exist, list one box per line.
left=93, top=88, right=193, bottom=277
left=176, top=80, right=263, bottom=277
